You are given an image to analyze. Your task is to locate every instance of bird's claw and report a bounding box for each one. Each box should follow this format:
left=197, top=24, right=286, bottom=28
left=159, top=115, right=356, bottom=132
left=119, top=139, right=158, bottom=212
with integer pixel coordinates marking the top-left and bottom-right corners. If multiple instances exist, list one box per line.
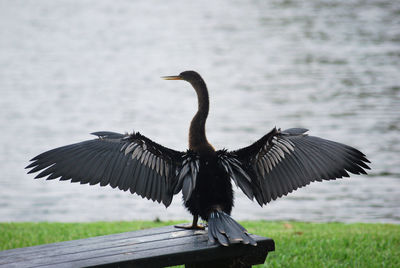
left=174, top=223, right=206, bottom=230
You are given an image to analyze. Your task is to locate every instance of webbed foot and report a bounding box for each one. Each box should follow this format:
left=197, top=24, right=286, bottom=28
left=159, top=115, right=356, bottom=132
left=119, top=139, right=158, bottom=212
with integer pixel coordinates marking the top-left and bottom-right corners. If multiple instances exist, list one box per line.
left=174, top=215, right=206, bottom=230
left=174, top=223, right=206, bottom=230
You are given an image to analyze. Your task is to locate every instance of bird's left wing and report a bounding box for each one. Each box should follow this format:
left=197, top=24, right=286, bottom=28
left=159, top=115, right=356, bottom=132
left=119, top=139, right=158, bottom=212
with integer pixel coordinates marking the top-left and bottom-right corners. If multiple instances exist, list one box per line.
left=218, top=127, right=370, bottom=206
left=26, top=131, right=186, bottom=207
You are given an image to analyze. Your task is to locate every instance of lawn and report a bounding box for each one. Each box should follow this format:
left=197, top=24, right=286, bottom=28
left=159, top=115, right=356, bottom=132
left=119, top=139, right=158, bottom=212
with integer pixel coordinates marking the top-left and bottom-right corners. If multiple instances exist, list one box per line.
left=1, top=221, right=399, bottom=267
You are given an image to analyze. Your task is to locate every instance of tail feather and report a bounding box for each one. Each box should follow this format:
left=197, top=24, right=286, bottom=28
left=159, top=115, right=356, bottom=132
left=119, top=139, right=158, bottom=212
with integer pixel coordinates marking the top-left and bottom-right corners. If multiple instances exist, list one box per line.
left=208, top=210, right=257, bottom=246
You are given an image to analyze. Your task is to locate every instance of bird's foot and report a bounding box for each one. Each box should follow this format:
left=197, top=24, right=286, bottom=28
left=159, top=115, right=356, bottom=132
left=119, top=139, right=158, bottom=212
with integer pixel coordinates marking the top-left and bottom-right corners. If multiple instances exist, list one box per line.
left=174, top=223, right=206, bottom=230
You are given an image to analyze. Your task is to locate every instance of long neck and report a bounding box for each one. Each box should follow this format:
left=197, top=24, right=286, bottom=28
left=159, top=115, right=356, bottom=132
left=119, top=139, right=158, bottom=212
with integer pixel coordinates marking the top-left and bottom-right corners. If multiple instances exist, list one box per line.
left=189, top=79, right=214, bottom=154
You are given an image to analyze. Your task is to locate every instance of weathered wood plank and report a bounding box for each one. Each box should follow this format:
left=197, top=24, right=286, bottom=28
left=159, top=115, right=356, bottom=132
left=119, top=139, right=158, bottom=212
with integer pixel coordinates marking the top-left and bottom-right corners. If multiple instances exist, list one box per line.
left=0, top=229, right=207, bottom=267
left=0, top=227, right=192, bottom=264
left=0, top=225, right=178, bottom=257
left=30, top=235, right=272, bottom=268
left=0, top=225, right=275, bottom=268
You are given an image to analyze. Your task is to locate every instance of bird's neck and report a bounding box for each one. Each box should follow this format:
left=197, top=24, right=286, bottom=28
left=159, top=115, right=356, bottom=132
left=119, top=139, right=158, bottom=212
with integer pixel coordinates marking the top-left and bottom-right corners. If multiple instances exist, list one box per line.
left=189, top=79, right=214, bottom=154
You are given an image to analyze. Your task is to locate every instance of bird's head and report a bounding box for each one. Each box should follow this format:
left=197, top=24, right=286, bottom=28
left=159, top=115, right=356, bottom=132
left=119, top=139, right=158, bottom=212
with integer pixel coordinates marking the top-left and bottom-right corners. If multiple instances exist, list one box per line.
left=162, top=70, right=203, bottom=84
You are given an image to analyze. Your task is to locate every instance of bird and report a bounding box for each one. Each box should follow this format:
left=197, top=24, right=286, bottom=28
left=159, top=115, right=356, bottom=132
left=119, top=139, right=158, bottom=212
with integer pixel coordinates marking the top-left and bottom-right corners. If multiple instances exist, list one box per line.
left=26, top=70, right=370, bottom=246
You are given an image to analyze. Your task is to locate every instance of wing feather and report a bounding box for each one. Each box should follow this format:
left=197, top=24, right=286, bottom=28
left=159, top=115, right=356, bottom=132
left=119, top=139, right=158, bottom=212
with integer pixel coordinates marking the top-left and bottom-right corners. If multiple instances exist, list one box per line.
left=26, top=131, right=186, bottom=207
left=219, top=127, right=370, bottom=206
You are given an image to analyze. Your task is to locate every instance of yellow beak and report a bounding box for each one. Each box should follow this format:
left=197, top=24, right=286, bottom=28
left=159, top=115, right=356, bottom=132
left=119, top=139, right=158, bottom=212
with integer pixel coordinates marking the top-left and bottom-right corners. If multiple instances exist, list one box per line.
left=162, top=75, right=182, bottom=80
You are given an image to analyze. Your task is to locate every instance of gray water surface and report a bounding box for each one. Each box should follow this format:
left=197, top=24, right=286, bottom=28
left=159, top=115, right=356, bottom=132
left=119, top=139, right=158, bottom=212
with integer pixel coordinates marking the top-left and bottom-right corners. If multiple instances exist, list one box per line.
left=1, top=0, right=399, bottom=223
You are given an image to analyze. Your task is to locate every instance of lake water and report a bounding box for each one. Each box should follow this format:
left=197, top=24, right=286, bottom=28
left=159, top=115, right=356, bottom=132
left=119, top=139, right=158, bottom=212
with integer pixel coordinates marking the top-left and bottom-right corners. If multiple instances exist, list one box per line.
left=1, top=0, right=399, bottom=223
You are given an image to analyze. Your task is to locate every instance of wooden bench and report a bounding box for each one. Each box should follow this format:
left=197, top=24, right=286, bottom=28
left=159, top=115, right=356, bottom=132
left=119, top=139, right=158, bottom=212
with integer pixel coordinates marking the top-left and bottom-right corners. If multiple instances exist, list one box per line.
left=0, top=225, right=275, bottom=268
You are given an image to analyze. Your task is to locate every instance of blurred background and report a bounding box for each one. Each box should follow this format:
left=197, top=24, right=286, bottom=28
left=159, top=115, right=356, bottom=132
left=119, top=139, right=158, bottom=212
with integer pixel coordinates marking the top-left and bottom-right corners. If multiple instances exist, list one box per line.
left=0, top=0, right=399, bottom=223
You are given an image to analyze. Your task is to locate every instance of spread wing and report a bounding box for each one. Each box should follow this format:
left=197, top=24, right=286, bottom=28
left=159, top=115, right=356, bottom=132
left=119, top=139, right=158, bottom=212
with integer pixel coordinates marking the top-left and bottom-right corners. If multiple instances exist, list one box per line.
left=26, top=131, right=186, bottom=207
left=218, top=127, right=370, bottom=206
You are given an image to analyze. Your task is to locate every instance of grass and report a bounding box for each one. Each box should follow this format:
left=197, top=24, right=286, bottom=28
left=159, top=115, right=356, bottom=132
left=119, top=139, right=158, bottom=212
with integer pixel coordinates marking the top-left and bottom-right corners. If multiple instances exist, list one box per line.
left=1, top=221, right=399, bottom=267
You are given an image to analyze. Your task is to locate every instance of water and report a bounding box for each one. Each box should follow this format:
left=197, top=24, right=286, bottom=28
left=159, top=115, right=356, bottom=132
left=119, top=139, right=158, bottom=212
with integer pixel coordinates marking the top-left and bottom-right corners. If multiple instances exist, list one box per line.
left=1, top=0, right=399, bottom=223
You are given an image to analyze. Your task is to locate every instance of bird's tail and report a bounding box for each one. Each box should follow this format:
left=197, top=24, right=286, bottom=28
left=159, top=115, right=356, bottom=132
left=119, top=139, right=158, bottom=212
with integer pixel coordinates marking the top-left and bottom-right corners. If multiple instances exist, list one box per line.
left=207, top=210, right=257, bottom=246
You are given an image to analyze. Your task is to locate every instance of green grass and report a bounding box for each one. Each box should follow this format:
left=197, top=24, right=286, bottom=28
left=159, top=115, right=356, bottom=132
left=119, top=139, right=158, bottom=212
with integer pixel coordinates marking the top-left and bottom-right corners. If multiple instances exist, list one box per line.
left=1, top=221, right=399, bottom=267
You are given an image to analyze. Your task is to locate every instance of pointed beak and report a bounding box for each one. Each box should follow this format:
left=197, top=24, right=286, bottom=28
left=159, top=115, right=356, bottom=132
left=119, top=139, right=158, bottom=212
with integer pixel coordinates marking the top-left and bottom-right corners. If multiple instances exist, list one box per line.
left=162, top=75, right=182, bottom=80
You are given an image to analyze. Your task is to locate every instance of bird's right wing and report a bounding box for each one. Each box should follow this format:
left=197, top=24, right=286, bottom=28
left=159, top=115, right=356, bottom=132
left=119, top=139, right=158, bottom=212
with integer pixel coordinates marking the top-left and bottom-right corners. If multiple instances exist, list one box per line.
left=218, top=128, right=370, bottom=206
left=26, top=131, right=188, bottom=207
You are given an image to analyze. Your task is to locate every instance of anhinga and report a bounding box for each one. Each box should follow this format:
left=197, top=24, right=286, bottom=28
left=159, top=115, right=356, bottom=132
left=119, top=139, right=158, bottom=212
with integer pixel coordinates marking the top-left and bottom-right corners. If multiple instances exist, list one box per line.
left=27, top=71, right=370, bottom=246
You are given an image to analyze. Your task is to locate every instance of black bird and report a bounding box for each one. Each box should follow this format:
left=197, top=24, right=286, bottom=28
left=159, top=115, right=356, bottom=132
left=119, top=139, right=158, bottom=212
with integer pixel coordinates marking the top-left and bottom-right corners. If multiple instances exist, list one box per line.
left=27, top=70, right=370, bottom=246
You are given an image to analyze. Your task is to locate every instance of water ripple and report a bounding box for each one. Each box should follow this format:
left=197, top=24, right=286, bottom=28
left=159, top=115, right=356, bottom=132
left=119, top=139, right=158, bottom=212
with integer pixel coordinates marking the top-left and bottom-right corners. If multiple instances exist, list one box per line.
left=0, top=0, right=399, bottom=223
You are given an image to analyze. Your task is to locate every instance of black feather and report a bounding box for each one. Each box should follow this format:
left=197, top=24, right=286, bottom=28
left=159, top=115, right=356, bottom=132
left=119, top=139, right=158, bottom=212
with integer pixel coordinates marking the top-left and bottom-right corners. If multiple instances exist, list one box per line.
left=207, top=210, right=256, bottom=246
